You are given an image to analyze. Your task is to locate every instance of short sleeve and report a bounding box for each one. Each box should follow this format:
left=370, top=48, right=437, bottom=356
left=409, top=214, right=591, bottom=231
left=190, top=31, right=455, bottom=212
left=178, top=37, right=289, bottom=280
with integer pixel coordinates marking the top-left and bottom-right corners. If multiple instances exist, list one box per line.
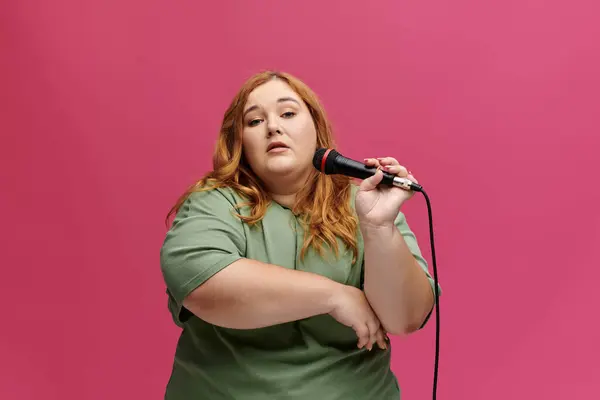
left=394, top=211, right=442, bottom=329
left=160, top=187, right=246, bottom=326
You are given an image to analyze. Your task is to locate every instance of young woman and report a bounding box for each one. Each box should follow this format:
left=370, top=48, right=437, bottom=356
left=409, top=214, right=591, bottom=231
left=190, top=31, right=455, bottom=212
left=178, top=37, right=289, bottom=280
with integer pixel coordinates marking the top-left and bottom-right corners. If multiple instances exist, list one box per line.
left=160, top=71, right=439, bottom=399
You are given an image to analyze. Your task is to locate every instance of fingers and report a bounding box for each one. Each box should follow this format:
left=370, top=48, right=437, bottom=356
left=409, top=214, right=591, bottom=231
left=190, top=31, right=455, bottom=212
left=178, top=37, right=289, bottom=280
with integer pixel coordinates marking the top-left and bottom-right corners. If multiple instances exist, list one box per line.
left=354, top=324, right=370, bottom=349
left=407, top=172, right=418, bottom=183
left=376, top=157, right=399, bottom=166
left=382, top=164, right=408, bottom=177
left=366, top=319, right=380, bottom=351
left=356, top=326, right=388, bottom=351
left=359, top=168, right=384, bottom=191
left=363, top=157, right=399, bottom=168
left=376, top=328, right=388, bottom=350
left=356, top=319, right=389, bottom=351
left=363, top=158, right=381, bottom=168
left=365, top=157, right=411, bottom=179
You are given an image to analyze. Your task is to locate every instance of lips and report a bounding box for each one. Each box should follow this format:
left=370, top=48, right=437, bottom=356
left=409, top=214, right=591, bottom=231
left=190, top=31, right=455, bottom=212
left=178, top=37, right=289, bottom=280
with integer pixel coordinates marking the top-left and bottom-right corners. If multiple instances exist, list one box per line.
left=267, top=141, right=289, bottom=152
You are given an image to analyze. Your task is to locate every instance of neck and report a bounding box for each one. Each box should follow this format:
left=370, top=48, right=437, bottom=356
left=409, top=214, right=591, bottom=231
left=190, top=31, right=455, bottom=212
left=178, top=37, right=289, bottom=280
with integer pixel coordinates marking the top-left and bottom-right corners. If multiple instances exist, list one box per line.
left=270, top=192, right=298, bottom=209
left=265, top=170, right=312, bottom=209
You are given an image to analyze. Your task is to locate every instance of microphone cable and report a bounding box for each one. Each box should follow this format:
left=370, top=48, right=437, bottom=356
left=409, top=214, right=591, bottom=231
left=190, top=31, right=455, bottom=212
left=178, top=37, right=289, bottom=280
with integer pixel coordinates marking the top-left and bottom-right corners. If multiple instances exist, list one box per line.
left=419, top=188, right=440, bottom=400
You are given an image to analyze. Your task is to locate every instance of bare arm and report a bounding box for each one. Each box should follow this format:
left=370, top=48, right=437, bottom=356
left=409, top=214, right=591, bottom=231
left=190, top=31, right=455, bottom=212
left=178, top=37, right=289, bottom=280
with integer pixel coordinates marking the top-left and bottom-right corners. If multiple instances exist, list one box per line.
left=362, top=224, right=434, bottom=335
left=182, top=258, right=342, bottom=329
left=161, top=188, right=383, bottom=341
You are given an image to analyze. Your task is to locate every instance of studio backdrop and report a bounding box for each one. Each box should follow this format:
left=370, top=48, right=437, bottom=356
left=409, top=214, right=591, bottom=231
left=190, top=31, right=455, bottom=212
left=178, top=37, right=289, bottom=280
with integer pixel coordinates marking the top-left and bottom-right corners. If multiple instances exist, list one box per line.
left=1, top=1, right=599, bottom=399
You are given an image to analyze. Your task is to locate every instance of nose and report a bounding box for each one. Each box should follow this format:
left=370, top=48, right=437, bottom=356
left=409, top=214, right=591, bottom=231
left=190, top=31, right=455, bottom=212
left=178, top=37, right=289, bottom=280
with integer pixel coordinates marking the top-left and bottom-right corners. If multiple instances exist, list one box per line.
left=267, top=117, right=282, bottom=137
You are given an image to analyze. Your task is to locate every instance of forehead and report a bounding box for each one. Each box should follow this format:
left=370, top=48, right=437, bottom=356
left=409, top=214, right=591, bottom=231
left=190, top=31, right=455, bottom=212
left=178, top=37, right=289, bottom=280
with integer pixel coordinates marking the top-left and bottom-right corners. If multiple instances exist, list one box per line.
left=245, top=79, right=301, bottom=108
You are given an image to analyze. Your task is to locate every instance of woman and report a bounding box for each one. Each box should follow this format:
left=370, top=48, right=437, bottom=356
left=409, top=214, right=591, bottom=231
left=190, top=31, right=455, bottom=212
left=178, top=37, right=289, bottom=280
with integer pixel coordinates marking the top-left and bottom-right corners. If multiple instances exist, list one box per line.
left=160, top=71, right=439, bottom=399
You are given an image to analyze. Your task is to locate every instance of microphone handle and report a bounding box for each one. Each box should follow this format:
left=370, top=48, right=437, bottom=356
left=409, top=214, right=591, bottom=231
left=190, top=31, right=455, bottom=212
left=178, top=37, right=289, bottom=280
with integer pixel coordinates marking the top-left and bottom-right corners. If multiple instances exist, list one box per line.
left=333, top=154, right=422, bottom=192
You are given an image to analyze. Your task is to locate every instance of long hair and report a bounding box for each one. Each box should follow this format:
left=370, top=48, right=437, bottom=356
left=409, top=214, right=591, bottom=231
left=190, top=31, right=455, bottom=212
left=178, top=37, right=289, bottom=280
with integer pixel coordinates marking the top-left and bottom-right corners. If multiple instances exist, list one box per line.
left=166, top=71, right=358, bottom=262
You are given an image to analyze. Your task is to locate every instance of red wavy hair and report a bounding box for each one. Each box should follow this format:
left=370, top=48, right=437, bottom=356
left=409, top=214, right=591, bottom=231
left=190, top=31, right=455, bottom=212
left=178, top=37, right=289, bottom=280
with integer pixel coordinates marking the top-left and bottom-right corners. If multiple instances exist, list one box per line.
left=167, top=71, right=358, bottom=262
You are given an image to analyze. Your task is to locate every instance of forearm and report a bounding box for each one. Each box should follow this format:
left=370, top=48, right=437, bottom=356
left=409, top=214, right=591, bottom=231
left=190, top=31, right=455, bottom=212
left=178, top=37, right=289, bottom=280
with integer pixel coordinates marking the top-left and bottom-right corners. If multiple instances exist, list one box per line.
left=361, top=224, right=434, bottom=335
left=182, top=258, right=340, bottom=329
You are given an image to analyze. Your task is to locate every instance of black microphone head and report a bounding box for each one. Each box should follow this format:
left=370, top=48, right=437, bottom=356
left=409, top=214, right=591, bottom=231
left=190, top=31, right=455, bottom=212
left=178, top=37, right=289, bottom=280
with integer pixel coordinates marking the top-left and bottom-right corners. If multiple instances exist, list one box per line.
left=312, top=148, right=340, bottom=174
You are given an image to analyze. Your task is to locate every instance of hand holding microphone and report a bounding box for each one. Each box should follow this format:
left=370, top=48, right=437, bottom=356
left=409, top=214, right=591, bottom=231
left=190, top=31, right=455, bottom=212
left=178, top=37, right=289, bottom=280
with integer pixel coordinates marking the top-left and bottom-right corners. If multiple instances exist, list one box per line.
left=313, top=148, right=422, bottom=228
left=312, top=148, right=422, bottom=192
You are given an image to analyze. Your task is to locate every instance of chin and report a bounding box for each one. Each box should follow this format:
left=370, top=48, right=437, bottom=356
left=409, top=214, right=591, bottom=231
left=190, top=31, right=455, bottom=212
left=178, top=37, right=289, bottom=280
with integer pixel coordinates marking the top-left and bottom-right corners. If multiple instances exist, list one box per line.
left=267, top=166, right=297, bottom=176
left=265, top=158, right=302, bottom=176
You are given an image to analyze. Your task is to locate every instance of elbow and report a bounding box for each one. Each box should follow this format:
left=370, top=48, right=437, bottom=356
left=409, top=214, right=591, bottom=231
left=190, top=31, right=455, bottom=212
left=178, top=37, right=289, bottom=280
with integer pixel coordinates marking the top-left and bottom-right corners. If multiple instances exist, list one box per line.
left=382, top=301, right=432, bottom=336
left=181, top=279, right=248, bottom=329
left=383, top=318, right=423, bottom=336
left=182, top=284, right=222, bottom=318
left=389, top=283, right=436, bottom=335
left=402, top=319, right=425, bottom=334
left=181, top=291, right=209, bottom=320
left=182, top=289, right=236, bottom=328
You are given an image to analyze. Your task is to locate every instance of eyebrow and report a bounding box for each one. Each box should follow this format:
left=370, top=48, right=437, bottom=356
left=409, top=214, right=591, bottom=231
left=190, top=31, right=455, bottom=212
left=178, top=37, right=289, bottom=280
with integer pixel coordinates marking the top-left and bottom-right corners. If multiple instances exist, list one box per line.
left=243, top=97, right=301, bottom=117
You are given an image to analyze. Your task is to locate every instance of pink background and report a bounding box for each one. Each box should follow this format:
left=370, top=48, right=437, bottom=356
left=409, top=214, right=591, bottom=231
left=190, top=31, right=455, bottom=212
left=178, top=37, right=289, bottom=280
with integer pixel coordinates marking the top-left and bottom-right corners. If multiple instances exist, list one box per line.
left=2, top=0, right=599, bottom=399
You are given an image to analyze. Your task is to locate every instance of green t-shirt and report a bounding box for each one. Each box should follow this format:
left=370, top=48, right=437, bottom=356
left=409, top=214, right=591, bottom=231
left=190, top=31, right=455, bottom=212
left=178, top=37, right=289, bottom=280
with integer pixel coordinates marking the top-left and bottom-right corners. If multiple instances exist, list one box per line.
left=160, top=184, right=439, bottom=400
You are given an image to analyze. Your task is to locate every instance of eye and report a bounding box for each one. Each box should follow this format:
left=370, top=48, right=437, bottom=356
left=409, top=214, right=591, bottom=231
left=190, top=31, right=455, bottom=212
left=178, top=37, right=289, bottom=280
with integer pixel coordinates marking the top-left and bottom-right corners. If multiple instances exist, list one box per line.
left=247, top=118, right=263, bottom=127
left=281, top=111, right=296, bottom=118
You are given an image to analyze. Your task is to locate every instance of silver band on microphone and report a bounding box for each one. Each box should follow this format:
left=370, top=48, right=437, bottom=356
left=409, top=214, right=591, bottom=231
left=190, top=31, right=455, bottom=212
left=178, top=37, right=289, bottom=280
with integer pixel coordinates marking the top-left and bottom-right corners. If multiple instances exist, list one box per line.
left=393, top=176, right=416, bottom=191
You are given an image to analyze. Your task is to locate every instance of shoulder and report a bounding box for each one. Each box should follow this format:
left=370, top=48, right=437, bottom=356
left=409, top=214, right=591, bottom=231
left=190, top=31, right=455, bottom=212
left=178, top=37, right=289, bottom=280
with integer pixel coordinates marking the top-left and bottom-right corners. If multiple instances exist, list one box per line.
left=188, top=184, right=242, bottom=205
left=176, top=184, right=246, bottom=220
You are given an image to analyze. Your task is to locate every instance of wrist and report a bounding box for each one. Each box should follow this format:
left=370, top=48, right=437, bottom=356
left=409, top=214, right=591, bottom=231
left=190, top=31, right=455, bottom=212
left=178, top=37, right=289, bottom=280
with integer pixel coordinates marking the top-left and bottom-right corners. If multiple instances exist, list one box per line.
left=359, top=221, right=396, bottom=239
left=323, top=280, right=349, bottom=314
left=318, top=277, right=345, bottom=314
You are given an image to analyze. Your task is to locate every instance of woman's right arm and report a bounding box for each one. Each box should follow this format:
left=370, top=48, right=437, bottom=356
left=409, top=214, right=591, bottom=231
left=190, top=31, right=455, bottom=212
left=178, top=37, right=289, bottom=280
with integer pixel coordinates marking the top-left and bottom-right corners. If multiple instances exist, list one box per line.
left=182, top=258, right=340, bottom=329
left=180, top=256, right=385, bottom=350
left=160, top=189, right=385, bottom=349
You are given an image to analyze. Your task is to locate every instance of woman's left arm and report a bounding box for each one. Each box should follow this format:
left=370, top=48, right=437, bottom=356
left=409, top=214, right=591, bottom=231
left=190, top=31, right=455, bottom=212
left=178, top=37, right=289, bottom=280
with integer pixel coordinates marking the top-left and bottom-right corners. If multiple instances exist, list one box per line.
left=361, top=221, right=434, bottom=335
left=356, top=156, right=437, bottom=335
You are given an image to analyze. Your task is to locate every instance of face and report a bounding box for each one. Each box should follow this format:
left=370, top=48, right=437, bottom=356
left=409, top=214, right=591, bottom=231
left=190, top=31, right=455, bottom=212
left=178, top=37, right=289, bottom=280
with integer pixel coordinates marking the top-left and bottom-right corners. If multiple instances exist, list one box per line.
left=241, top=79, right=318, bottom=188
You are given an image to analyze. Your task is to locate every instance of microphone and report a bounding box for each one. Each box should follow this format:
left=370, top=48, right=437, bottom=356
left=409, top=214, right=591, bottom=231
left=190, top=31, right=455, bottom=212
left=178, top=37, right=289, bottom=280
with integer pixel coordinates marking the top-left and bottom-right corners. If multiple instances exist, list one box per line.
left=312, top=148, right=423, bottom=192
